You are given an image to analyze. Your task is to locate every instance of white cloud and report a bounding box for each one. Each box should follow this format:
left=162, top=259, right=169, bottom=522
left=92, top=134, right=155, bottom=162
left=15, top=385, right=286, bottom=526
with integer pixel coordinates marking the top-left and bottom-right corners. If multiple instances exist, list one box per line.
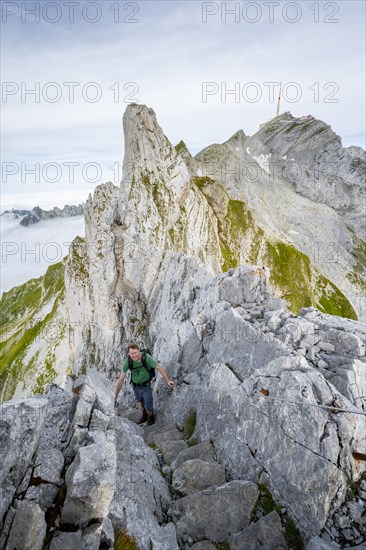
left=1, top=214, right=85, bottom=294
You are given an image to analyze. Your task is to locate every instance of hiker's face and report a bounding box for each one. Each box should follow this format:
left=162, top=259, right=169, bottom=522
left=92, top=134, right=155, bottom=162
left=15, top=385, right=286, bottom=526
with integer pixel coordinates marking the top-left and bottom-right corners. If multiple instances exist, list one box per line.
left=129, top=348, right=141, bottom=361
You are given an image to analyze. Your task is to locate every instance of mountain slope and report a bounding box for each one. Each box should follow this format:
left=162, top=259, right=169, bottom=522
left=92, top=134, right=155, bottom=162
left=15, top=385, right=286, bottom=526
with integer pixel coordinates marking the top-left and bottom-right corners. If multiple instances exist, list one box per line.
left=0, top=261, right=69, bottom=401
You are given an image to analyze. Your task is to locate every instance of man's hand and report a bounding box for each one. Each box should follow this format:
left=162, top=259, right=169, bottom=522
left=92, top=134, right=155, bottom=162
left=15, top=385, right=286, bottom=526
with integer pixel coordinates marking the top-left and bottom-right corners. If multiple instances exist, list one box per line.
left=156, top=364, right=175, bottom=389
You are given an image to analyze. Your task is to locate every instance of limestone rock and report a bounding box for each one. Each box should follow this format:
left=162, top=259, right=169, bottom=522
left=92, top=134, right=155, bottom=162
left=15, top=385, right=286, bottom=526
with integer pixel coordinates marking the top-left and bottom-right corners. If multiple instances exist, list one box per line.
left=228, top=510, right=288, bottom=549
left=5, top=501, right=46, bottom=550
left=319, top=358, right=366, bottom=411
left=90, top=408, right=110, bottom=430
left=307, top=535, right=341, bottom=549
left=190, top=542, right=217, bottom=550
left=159, top=439, right=188, bottom=465
left=73, top=382, right=96, bottom=427
left=170, top=480, right=258, bottom=544
left=25, top=483, right=59, bottom=508
left=0, top=398, right=48, bottom=526
left=109, top=417, right=179, bottom=550
left=61, top=430, right=116, bottom=524
left=81, top=517, right=114, bottom=550
left=33, top=448, right=64, bottom=484
left=172, top=458, right=226, bottom=496
left=172, top=441, right=217, bottom=470
left=49, top=530, right=82, bottom=550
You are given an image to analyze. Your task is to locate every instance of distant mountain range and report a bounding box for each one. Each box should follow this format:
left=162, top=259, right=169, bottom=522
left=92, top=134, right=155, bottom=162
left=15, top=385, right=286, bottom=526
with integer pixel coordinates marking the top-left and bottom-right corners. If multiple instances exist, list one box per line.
left=2, top=203, right=84, bottom=226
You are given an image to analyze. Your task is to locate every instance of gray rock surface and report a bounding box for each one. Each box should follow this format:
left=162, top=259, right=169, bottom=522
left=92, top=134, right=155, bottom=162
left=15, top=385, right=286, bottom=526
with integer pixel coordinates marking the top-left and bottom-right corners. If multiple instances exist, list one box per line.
left=307, top=536, right=341, bottom=549
left=110, top=416, right=179, bottom=550
left=228, top=510, right=288, bottom=550
left=49, top=530, right=82, bottom=550
left=190, top=543, right=217, bottom=550
left=33, top=448, right=64, bottom=485
left=170, top=480, right=258, bottom=544
left=172, top=458, right=226, bottom=496
left=159, top=439, right=188, bottom=465
left=1, top=338, right=365, bottom=549
left=5, top=500, right=47, bottom=550
left=171, top=441, right=217, bottom=470
left=0, top=398, right=48, bottom=526
left=81, top=517, right=114, bottom=550
left=61, top=429, right=116, bottom=524
left=25, top=483, right=59, bottom=508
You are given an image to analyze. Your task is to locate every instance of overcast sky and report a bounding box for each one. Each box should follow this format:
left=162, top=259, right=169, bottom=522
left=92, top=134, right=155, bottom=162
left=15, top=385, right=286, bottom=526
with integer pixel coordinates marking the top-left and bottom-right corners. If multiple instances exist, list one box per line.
left=1, top=0, right=365, bottom=198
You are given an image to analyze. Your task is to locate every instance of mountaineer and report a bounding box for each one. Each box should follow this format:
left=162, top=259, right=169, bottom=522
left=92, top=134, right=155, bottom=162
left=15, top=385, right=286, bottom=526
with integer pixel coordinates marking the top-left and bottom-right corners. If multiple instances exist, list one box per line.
left=114, top=342, right=174, bottom=425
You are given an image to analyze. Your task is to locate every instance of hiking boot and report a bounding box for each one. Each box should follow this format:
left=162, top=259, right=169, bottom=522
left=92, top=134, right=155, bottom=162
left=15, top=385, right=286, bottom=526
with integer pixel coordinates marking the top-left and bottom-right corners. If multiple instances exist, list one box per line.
left=147, top=413, right=155, bottom=426
left=137, top=411, right=148, bottom=424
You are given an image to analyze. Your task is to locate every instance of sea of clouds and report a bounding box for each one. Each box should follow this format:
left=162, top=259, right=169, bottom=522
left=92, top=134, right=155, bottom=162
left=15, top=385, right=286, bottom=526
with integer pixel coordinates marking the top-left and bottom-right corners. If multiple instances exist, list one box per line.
left=1, top=190, right=91, bottom=295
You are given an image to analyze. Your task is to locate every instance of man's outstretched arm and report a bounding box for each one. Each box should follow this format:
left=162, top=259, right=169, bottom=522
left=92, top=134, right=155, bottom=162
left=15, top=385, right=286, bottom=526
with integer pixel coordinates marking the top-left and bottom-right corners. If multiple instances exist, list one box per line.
left=156, top=364, right=174, bottom=388
left=115, top=371, right=127, bottom=403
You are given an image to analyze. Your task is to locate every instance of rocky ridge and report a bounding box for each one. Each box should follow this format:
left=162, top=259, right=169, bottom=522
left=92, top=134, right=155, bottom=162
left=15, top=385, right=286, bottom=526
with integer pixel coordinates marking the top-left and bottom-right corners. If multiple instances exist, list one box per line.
left=1, top=264, right=366, bottom=549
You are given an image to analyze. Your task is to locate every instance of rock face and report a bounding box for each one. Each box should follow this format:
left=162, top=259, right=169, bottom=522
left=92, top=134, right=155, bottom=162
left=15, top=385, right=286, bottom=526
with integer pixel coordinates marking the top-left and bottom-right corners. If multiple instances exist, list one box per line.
left=1, top=104, right=366, bottom=548
left=245, top=113, right=365, bottom=236
left=228, top=510, right=288, bottom=550
left=171, top=480, right=259, bottom=545
left=0, top=398, right=49, bottom=526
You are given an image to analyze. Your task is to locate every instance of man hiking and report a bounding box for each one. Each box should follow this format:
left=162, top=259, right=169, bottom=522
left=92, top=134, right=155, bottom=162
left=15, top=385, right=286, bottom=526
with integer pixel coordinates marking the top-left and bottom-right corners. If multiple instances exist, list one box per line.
left=114, top=343, right=174, bottom=426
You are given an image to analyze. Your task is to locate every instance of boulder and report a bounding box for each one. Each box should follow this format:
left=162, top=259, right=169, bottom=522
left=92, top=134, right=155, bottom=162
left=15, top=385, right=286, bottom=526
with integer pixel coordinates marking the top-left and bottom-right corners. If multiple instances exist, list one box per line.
left=172, top=459, right=226, bottom=496
left=25, top=483, right=60, bottom=508
left=170, top=480, right=258, bottom=544
left=81, top=517, right=114, bottom=550
left=33, top=448, right=64, bottom=485
left=159, top=439, right=188, bottom=465
left=172, top=441, right=216, bottom=470
left=49, top=530, right=82, bottom=550
left=61, top=430, right=116, bottom=524
left=5, top=501, right=46, bottom=550
left=90, top=408, right=110, bottom=430
left=228, top=510, right=288, bottom=549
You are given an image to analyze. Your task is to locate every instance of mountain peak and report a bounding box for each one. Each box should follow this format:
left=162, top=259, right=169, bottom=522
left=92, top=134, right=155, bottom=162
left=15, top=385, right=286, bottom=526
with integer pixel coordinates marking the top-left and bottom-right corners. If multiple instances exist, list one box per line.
left=120, top=104, right=189, bottom=198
